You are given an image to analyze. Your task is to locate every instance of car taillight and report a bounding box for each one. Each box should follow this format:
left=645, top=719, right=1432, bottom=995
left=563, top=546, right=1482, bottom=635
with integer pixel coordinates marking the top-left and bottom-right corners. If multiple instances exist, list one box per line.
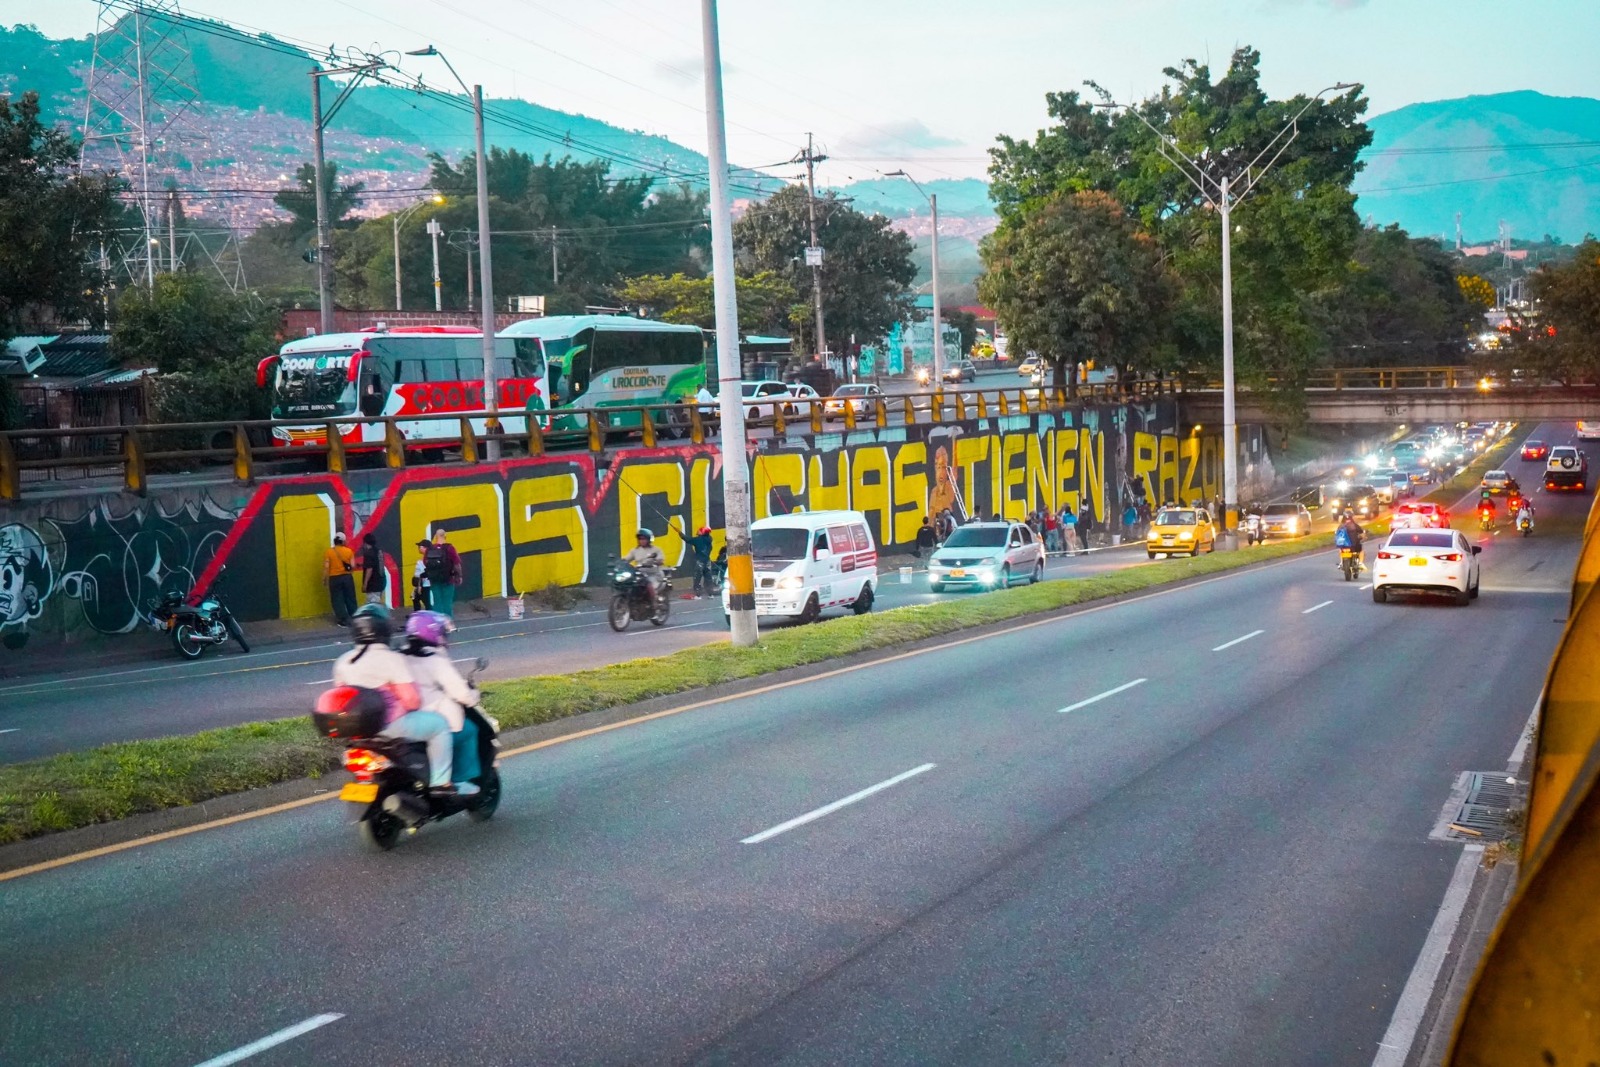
left=343, top=748, right=391, bottom=781
left=1435, top=552, right=1462, bottom=562
left=1377, top=551, right=1402, bottom=560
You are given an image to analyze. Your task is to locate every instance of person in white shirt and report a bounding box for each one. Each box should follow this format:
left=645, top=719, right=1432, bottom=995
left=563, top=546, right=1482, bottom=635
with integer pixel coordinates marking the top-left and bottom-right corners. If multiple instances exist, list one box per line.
left=331, top=605, right=455, bottom=792
left=399, top=610, right=482, bottom=793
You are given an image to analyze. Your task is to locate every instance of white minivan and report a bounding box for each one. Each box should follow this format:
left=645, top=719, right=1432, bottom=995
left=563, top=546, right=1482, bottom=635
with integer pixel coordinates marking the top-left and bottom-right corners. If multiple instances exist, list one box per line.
left=724, top=510, right=878, bottom=623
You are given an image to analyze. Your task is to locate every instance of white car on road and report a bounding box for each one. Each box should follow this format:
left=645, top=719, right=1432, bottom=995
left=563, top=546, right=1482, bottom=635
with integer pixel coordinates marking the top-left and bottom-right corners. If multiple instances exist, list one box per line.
left=929, top=521, right=1046, bottom=591
left=1372, top=528, right=1481, bottom=606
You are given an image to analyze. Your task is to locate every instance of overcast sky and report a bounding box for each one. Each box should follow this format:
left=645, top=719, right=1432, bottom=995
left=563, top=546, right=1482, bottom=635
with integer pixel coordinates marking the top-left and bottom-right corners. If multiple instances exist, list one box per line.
left=8, top=0, right=1598, bottom=185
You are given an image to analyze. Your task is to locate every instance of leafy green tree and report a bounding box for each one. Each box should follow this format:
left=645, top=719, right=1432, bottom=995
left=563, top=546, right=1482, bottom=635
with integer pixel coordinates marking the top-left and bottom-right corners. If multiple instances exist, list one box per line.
left=1325, top=227, right=1475, bottom=365
left=112, top=272, right=276, bottom=422
left=734, top=185, right=916, bottom=354
left=988, top=48, right=1370, bottom=404
left=1520, top=239, right=1600, bottom=383
left=612, top=271, right=801, bottom=335
left=269, top=161, right=365, bottom=245
left=979, top=190, right=1176, bottom=394
left=0, top=90, right=123, bottom=342
left=944, top=308, right=979, bottom=357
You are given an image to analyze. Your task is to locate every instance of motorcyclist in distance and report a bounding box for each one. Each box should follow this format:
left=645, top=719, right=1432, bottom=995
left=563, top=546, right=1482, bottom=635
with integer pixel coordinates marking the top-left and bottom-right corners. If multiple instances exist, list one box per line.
left=625, top=528, right=667, bottom=611
left=1335, top=509, right=1366, bottom=568
left=332, top=604, right=456, bottom=795
left=1479, top=492, right=1498, bottom=525
left=1516, top=499, right=1535, bottom=531
left=398, top=610, right=480, bottom=795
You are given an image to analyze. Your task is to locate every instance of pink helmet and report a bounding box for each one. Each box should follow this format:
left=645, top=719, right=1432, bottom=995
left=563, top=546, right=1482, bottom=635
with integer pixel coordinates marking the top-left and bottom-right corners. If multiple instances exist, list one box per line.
left=404, top=610, right=454, bottom=647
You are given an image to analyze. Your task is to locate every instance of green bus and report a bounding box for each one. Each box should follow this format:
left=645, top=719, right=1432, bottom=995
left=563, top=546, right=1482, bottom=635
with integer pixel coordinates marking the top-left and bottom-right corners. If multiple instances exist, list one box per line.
left=498, top=315, right=707, bottom=434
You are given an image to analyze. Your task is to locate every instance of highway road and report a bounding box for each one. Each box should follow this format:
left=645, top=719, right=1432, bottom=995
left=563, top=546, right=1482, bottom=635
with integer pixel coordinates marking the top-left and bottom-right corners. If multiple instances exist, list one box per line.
left=0, top=422, right=1583, bottom=1066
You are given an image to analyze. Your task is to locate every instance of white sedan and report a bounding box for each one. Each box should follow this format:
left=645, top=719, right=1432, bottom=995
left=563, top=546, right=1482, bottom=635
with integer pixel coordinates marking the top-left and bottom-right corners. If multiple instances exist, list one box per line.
left=1372, top=528, right=1481, bottom=606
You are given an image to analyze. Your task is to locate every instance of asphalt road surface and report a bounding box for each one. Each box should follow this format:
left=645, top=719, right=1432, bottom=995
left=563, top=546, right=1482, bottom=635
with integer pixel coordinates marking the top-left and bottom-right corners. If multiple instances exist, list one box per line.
left=0, top=422, right=1582, bottom=1066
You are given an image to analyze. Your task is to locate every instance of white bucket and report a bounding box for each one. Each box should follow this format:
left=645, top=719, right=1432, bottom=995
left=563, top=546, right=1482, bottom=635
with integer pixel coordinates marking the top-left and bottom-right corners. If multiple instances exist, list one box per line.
left=1111, top=534, right=1122, bottom=546
left=899, top=566, right=913, bottom=584
left=507, top=596, right=526, bottom=620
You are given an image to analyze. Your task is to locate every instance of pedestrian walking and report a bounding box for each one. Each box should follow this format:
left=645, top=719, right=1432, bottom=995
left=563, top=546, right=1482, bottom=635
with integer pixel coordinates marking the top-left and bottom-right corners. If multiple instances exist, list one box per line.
left=688, top=525, right=714, bottom=596
left=1043, top=508, right=1061, bottom=553
left=914, top=515, right=937, bottom=558
left=1123, top=501, right=1140, bottom=541
left=411, top=539, right=432, bottom=612
left=324, top=532, right=358, bottom=625
left=424, top=529, right=463, bottom=617
left=1078, top=505, right=1095, bottom=549
left=359, top=533, right=385, bottom=605
left=1059, top=504, right=1081, bottom=556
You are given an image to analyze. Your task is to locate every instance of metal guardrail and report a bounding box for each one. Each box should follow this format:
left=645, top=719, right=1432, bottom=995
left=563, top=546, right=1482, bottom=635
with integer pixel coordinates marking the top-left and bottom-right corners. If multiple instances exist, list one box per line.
left=0, top=379, right=1179, bottom=501
left=1192, top=365, right=1598, bottom=392
left=1445, top=489, right=1600, bottom=1063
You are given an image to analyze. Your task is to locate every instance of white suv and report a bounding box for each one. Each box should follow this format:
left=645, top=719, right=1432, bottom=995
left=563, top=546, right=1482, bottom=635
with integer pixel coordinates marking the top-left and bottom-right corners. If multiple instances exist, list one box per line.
left=928, top=520, right=1046, bottom=592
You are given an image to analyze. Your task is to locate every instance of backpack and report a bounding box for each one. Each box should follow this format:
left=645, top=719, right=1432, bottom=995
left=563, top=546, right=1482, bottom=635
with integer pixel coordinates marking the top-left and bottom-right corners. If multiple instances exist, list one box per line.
left=1334, top=526, right=1353, bottom=548
left=424, top=544, right=452, bottom=584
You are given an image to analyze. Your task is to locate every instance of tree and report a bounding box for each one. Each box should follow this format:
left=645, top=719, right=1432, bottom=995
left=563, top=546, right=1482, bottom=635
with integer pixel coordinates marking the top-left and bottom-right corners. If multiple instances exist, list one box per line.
left=612, top=271, right=801, bottom=335
left=112, top=272, right=277, bottom=422
left=980, top=190, right=1175, bottom=395
left=1457, top=274, right=1496, bottom=312
left=988, top=48, right=1371, bottom=404
left=734, top=185, right=917, bottom=354
left=1519, top=239, right=1600, bottom=383
left=1323, top=227, right=1476, bottom=365
left=269, top=161, right=365, bottom=245
left=944, top=308, right=979, bottom=358
left=0, top=90, right=123, bottom=341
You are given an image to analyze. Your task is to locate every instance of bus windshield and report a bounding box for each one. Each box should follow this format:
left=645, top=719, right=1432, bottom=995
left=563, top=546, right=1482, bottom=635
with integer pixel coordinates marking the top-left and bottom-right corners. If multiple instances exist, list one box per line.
left=273, top=353, right=357, bottom=418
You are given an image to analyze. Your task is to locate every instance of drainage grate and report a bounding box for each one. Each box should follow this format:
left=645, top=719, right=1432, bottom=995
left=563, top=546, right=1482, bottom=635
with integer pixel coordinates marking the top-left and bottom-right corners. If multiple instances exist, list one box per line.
left=1430, top=771, right=1526, bottom=843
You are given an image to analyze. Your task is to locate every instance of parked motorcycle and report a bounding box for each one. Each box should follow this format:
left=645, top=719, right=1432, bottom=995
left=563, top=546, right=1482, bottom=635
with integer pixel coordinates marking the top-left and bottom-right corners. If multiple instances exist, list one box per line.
left=608, top=562, right=671, bottom=631
left=1339, top=547, right=1361, bottom=581
left=147, top=566, right=249, bottom=659
left=314, top=657, right=502, bottom=852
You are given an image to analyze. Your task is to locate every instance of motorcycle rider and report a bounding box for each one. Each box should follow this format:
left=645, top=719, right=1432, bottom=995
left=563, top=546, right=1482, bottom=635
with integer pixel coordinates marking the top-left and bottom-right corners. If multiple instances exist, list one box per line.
left=331, top=604, right=456, bottom=795
left=1335, top=509, right=1365, bottom=569
left=1479, top=491, right=1498, bottom=526
left=1516, top=500, right=1536, bottom=531
left=398, top=611, right=480, bottom=795
left=625, top=528, right=667, bottom=612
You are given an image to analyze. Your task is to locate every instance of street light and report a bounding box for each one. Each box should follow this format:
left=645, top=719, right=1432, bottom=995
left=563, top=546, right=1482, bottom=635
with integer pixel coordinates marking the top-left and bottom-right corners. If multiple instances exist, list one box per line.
left=1093, top=83, right=1356, bottom=540
left=392, top=195, right=445, bottom=310
left=885, top=170, right=943, bottom=384
left=407, top=44, right=500, bottom=459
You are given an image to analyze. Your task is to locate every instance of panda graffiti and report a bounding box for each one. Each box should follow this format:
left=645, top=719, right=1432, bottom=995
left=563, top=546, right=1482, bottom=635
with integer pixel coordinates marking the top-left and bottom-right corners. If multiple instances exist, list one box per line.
left=0, top=524, right=53, bottom=627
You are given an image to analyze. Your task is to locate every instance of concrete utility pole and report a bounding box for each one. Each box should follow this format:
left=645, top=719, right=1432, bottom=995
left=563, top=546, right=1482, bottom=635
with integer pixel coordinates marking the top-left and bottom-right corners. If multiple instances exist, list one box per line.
left=800, top=133, right=828, bottom=366
left=551, top=224, right=559, bottom=287
left=310, top=72, right=333, bottom=334
left=167, top=188, right=178, bottom=272
left=701, top=0, right=757, bottom=648
left=1092, top=82, right=1354, bottom=543
left=427, top=217, right=443, bottom=311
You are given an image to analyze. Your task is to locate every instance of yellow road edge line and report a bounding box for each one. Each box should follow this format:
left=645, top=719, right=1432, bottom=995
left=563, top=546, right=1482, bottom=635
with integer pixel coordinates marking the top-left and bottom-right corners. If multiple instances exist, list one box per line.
left=2, top=550, right=1316, bottom=883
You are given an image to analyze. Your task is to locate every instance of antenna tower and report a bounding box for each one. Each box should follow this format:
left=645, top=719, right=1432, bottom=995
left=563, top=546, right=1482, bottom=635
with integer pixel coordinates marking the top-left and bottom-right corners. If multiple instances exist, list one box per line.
left=81, top=1, right=244, bottom=292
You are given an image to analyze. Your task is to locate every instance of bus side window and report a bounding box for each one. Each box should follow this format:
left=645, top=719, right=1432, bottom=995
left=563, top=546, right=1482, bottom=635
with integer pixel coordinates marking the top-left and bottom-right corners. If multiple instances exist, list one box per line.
left=568, top=348, right=592, bottom=402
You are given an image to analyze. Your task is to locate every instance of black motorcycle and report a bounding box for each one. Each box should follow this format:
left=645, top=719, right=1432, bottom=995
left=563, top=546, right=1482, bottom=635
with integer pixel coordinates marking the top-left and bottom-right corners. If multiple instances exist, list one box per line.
left=314, top=660, right=503, bottom=852
left=147, top=566, right=249, bottom=659
left=608, top=562, right=671, bottom=631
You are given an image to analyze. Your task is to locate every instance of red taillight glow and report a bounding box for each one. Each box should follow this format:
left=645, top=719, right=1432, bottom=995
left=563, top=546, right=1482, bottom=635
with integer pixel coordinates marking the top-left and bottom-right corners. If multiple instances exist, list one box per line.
left=1435, top=552, right=1463, bottom=562
left=343, top=748, right=391, bottom=781
left=1377, top=551, right=1402, bottom=560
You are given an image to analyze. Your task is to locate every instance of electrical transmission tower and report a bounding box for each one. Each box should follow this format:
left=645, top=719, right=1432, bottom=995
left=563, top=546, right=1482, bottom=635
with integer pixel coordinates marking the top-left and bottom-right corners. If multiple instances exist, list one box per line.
left=80, top=0, right=245, bottom=293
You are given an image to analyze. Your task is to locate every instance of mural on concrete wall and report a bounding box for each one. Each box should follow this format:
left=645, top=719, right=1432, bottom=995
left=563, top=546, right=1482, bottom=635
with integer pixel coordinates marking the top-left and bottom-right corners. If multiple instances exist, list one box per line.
left=5, top=399, right=1249, bottom=649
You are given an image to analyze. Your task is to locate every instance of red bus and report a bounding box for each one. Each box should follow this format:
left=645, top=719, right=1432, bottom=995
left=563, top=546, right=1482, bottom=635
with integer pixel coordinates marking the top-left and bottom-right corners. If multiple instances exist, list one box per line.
left=256, top=326, right=548, bottom=450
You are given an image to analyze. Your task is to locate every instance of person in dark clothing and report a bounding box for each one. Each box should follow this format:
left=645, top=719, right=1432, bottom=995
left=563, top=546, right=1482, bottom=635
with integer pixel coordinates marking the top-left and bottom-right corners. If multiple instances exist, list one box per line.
left=359, top=533, right=385, bottom=605
left=914, top=516, right=937, bottom=557
left=688, top=526, right=714, bottom=596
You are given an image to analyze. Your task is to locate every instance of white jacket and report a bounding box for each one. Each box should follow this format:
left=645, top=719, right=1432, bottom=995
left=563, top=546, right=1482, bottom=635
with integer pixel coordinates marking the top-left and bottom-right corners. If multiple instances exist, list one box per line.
left=403, top=648, right=476, bottom=731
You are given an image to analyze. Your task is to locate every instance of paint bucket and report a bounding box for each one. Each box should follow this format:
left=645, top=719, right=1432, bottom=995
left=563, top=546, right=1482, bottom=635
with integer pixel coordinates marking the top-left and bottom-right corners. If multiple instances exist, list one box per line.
left=900, top=566, right=913, bottom=584
left=1111, top=534, right=1122, bottom=546
left=507, top=596, right=526, bottom=620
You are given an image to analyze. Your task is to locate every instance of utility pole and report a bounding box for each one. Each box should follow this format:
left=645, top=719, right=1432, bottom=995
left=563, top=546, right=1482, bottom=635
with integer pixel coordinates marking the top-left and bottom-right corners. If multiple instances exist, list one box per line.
left=701, top=0, right=757, bottom=648
left=167, top=188, right=178, bottom=273
left=551, top=224, right=559, bottom=287
left=393, top=214, right=404, bottom=310
left=886, top=171, right=944, bottom=382
left=1219, top=174, right=1237, bottom=540
left=472, top=82, right=500, bottom=460
left=800, top=133, right=828, bottom=367
left=310, top=72, right=333, bottom=335
left=427, top=218, right=443, bottom=311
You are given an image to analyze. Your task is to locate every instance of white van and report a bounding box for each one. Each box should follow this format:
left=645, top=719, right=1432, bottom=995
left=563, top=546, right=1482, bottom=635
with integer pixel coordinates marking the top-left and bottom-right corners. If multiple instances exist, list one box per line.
left=724, top=510, right=878, bottom=623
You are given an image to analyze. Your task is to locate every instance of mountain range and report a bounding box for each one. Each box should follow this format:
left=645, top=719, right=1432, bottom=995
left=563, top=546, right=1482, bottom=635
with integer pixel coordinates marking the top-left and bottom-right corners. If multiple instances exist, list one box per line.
left=3, top=18, right=1597, bottom=244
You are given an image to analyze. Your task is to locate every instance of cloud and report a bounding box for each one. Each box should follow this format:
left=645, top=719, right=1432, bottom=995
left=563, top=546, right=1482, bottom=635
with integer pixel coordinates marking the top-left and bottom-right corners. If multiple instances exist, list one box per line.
left=839, top=118, right=964, bottom=155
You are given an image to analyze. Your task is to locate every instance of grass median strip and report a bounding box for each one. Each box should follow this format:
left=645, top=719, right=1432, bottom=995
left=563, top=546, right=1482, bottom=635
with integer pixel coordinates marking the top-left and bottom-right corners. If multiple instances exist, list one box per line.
left=0, top=534, right=1335, bottom=846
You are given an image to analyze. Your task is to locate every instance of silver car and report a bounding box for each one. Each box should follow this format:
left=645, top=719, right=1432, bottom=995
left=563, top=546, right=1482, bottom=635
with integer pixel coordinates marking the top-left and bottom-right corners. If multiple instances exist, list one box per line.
left=929, top=521, right=1046, bottom=592
left=1260, top=502, right=1312, bottom=538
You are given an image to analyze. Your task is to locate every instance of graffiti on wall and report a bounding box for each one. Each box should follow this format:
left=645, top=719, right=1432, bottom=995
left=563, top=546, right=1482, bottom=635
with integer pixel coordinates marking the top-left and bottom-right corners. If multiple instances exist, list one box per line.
left=6, top=399, right=1237, bottom=646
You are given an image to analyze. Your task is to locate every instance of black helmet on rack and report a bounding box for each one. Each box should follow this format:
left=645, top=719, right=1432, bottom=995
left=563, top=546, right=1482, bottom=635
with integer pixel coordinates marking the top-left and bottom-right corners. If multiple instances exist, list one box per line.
left=349, top=603, right=392, bottom=646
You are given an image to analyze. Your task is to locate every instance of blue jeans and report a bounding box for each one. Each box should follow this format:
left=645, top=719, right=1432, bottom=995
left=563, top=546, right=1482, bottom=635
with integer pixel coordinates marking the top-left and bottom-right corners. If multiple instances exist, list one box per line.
left=381, top=710, right=452, bottom=787
left=451, top=718, right=481, bottom=783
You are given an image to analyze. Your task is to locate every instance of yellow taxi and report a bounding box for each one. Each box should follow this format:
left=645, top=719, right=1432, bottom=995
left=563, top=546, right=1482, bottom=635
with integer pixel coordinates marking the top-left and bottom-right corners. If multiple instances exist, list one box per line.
left=1146, top=505, right=1218, bottom=558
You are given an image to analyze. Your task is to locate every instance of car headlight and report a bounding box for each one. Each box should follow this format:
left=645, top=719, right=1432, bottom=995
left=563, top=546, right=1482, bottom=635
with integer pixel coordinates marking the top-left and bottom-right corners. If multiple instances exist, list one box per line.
left=1287, top=519, right=1298, bottom=531
left=1179, top=530, right=1194, bottom=540
left=777, top=576, right=803, bottom=589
